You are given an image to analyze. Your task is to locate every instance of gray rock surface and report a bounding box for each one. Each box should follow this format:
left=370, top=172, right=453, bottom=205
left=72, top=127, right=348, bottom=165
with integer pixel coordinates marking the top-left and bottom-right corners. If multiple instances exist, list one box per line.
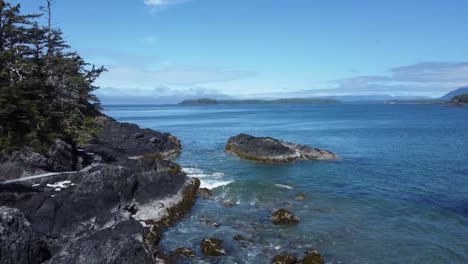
left=225, top=133, right=337, bottom=163
left=0, top=207, right=51, bottom=264
left=83, top=115, right=182, bottom=163
left=0, top=139, right=91, bottom=181
left=0, top=115, right=195, bottom=264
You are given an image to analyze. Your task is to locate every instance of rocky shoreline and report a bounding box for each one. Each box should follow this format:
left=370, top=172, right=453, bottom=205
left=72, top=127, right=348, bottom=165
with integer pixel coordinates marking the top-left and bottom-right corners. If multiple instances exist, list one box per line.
left=0, top=115, right=199, bottom=263
left=1, top=116, right=328, bottom=263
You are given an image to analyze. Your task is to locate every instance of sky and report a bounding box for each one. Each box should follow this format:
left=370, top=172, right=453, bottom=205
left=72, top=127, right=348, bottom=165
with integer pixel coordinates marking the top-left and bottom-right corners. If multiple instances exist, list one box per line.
left=12, top=0, right=468, bottom=103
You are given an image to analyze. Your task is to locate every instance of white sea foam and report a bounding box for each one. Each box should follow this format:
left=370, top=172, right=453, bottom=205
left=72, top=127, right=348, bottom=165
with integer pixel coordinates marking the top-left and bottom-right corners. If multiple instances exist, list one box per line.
left=183, top=167, right=232, bottom=190
left=275, top=183, right=294, bottom=190
left=200, top=179, right=233, bottom=189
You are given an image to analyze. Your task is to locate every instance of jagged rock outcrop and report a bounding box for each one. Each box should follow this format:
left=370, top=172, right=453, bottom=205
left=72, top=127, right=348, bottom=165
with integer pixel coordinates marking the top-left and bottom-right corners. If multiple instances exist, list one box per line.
left=225, top=133, right=337, bottom=164
left=83, top=115, right=182, bottom=163
left=0, top=115, right=196, bottom=264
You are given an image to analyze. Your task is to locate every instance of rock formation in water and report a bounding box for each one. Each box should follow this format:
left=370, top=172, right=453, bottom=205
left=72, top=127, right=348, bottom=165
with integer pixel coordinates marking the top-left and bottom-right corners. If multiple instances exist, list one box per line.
left=0, top=115, right=199, bottom=264
left=201, top=238, right=226, bottom=256
left=225, top=133, right=337, bottom=163
left=271, top=209, right=300, bottom=224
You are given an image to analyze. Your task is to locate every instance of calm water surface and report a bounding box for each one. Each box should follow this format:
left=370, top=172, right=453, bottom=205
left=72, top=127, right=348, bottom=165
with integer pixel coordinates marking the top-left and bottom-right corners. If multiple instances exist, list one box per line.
left=104, top=104, right=468, bottom=264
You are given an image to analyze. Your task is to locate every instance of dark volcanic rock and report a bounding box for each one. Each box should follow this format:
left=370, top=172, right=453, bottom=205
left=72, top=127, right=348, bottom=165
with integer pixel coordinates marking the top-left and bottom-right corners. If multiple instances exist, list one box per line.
left=225, top=133, right=337, bottom=164
left=272, top=253, right=298, bottom=264
left=48, top=220, right=150, bottom=264
left=201, top=238, right=226, bottom=256
left=0, top=115, right=198, bottom=264
left=0, top=207, right=51, bottom=264
left=0, top=139, right=91, bottom=181
left=83, top=115, right=182, bottom=163
left=271, top=209, right=300, bottom=224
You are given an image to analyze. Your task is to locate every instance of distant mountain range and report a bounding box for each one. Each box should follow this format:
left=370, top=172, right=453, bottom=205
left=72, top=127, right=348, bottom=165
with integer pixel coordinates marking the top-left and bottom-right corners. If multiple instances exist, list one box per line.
left=306, top=95, right=430, bottom=102
left=439, top=87, right=468, bottom=100
left=178, top=87, right=468, bottom=105
left=178, top=98, right=339, bottom=105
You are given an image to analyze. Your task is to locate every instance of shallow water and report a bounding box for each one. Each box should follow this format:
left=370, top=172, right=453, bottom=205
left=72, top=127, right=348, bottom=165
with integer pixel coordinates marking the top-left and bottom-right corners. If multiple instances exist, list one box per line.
left=104, top=104, right=468, bottom=264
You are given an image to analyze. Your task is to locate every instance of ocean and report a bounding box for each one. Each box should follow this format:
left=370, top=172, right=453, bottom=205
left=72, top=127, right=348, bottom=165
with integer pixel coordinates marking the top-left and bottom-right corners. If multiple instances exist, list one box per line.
left=103, top=103, right=468, bottom=264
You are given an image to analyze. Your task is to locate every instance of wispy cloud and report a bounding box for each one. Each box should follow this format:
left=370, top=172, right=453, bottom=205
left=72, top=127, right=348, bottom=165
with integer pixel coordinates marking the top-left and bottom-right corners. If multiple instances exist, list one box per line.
left=97, top=65, right=257, bottom=88
left=144, top=0, right=190, bottom=7
left=140, top=35, right=158, bottom=45
left=327, top=61, right=468, bottom=97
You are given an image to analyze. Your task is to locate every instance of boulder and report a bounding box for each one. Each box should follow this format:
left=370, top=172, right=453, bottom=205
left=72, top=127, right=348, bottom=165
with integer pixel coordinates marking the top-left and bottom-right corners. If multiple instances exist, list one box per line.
left=201, top=238, right=226, bottom=256
left=272, top=253, right=298, bottom=264
left=271, top=209, right=300, bottom=224
left=0, top=207, right=51, bottom=264
left=302, top=249, right=325, bottom=264
left=225, top=134, right=337, bottom=163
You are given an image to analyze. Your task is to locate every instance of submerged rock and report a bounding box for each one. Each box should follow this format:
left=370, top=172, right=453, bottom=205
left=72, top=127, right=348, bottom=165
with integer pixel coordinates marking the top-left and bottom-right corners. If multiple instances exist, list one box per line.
left=302, top=249, right=325, bottom=264
left=272, top=253, right=298, bottom=264
left=172, top=247, right=196, bottom=258
left=223, top=200, right=235, bottom=207
left=271, top=209, right=300, bottom=224
left=233, top=234, right=246, bottom=241
left=295, top=193, right=306, bottom=201
left=225, top=133, right=337, bottom=164
left=201, top=238, right=226, bottom=256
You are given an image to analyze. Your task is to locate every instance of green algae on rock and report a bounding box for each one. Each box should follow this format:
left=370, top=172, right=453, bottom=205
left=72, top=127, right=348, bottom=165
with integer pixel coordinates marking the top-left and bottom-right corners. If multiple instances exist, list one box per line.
left=201, top=238, right=226, bottom=256
left=271, top=209, right=300, bottom=224
left=272, top=253, right=298, bottom=264
left=302, top=249, right=325, bottom=264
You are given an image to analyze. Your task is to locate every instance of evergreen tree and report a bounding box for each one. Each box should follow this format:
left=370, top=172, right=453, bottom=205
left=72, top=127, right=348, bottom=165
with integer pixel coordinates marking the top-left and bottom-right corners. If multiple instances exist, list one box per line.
left=0, top=0, right=105, bottom=153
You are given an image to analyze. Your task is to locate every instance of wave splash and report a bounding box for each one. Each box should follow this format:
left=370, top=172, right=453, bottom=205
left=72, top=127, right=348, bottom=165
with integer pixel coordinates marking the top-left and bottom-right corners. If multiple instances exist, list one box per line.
left=182, top=167, right=233, bottom=189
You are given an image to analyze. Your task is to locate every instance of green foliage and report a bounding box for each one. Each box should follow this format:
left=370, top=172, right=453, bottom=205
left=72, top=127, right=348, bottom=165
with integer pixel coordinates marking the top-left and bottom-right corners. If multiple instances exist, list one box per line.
left=452, top=94, right=468, bottom=103
left=0, top=1, right=105, bottom=153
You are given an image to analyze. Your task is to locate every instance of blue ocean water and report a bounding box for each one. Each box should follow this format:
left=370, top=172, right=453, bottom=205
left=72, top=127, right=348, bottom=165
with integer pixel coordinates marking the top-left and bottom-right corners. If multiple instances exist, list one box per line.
left=104, top=104, right=468, bottom=264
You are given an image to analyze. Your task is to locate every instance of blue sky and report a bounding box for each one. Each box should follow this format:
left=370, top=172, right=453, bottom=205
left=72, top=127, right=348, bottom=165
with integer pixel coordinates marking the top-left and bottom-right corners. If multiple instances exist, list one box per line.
left=13, top=0, right=468, bottom=103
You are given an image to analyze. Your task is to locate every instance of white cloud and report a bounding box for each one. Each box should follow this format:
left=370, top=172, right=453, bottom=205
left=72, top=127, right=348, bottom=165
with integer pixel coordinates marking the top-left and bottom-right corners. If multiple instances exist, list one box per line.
left=144, top=0, right=190, bottom=7
left=327, top=61, right=468, bottom=97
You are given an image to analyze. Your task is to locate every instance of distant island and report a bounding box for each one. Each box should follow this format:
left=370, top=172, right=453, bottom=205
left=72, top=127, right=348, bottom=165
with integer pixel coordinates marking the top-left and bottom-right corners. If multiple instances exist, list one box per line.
left=178, top=98, right=340, bottom=105
left=449, top=93, right=468, bottom=106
